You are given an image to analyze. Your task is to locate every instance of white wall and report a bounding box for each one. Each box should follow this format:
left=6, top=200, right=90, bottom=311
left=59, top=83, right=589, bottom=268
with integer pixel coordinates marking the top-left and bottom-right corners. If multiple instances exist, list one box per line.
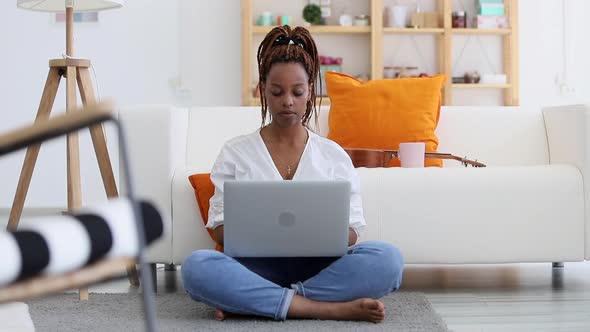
left=0, top=0, right=179, bottom=209
left=520, top=0, right=589, bottom=107
left=179, top=0, right=590, bottom=108
left=178, top=0, right=242, bottom=106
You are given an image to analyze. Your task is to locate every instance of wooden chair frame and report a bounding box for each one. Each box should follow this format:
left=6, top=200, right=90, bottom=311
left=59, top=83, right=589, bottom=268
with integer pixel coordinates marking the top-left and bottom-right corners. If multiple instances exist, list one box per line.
left=0, top=102, right=158, bottom=332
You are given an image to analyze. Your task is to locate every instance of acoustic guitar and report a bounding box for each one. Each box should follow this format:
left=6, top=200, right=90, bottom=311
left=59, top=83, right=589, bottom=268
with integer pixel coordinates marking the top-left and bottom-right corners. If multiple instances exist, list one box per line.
left=344, top=148, right=486, bottom=168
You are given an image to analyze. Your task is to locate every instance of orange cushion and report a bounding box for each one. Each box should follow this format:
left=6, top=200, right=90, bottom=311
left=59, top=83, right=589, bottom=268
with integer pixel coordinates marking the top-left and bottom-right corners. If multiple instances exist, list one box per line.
left=187, top=173, right=223, bottom=252
left=325, top=72, right=446, bottom=167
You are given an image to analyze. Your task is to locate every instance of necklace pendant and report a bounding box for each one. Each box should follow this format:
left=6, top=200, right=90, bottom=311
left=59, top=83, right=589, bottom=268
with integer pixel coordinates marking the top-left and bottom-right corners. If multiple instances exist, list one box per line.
left=287, top=165, right=291, bottom=176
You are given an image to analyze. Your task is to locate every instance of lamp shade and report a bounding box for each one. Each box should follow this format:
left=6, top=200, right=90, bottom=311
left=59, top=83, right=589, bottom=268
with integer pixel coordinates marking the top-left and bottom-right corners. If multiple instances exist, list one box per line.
left=17, top=0, right=125, bottom=12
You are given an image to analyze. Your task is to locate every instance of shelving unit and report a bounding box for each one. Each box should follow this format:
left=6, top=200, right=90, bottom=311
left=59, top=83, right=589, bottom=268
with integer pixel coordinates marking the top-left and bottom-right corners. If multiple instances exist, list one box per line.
left=384, top=28, right=444, bottom=34
left=452, top=28, right=511, bottom=35
left=253, top=25, right=371, bottom=34
left=453, top=83, right=512, bottom=89
left=241, top=0, right=519, bottom=106
left=250, top=97, right=331, bottom=107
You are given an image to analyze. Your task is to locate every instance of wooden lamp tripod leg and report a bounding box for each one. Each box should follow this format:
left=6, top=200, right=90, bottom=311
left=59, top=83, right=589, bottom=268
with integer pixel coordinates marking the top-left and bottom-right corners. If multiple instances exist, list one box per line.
left=77, top=67, right=141, bottom=287
left=65, top=65, right=88, bottom=300
left=76, top=68, right=119, bottom=198
left=7, top=68, right=62, bottom=232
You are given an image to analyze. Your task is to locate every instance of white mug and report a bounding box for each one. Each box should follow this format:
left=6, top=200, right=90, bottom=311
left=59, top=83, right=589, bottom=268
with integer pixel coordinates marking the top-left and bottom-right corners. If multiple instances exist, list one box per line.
left=392, top=5, right=408, bottom=28
left=398, top=142, right=425, bottom=168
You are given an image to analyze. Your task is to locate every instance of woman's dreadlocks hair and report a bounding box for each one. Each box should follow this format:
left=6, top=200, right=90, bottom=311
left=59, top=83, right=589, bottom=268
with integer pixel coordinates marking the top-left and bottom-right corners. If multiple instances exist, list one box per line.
left=256, top=25, right=321, bottom=128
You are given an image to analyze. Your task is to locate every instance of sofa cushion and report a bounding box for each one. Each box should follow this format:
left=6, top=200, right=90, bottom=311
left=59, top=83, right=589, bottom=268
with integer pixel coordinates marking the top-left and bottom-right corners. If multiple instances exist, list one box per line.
left=356, top=165, right=584, bottom=263
left=187, top=173, right=223, bottom=252
left=325, top=72, right=445, bottom=167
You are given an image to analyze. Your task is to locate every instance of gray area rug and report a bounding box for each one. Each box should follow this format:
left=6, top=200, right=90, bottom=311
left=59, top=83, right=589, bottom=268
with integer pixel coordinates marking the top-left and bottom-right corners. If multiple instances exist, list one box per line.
left=28, top=292, right=449, bottom=332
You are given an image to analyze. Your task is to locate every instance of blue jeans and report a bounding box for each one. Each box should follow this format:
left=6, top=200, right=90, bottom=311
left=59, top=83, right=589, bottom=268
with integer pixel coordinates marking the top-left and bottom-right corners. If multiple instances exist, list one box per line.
left=182, top=240, right=404, bottom=321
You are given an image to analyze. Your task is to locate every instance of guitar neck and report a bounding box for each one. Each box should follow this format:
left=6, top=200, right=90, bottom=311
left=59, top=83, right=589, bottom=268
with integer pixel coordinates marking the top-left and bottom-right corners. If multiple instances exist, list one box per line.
left=343, top=148, right=486, bottom=167
left=386, top=150, right=486, bottom=167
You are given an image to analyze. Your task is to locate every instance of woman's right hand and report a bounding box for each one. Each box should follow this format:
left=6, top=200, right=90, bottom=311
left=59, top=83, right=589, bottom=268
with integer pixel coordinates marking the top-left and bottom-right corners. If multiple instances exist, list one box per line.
left=213, top=225, right=224, bottom=246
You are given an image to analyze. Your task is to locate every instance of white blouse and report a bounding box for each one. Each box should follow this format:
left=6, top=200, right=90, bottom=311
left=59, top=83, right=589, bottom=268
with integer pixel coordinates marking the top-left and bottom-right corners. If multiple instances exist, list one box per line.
left=206, top=128, right=367, bottom=237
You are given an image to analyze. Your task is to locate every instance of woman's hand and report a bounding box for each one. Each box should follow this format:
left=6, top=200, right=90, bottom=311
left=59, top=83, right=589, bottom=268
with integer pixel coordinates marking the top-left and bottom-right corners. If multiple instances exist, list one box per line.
left=213, top=225, right=224, bottom=246
left=348, top=227, right=358, bottom=246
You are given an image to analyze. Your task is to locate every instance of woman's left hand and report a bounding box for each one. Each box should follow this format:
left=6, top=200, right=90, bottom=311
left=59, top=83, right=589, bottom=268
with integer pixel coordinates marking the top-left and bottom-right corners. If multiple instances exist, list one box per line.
left=348, top=228, right=358, bottom=246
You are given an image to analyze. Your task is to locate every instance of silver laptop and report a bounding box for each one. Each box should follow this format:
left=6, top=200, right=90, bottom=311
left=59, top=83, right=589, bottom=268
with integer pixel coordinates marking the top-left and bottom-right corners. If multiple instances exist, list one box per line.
left=223, top=180, right=350, bottom=257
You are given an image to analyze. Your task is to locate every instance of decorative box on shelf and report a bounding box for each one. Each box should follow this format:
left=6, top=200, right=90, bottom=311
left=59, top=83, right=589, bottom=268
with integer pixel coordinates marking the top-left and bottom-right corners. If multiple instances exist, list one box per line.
left=475, top=15, right=508, bottom=29
left=318, top=55, right=342, bottom=96
left=318, top=64, right=341, bottom=96
left=477, top=4, right=505, bottom=16
left=477, top=0, right=505, bottom=16
left=476, top=0, right=504, bottom=5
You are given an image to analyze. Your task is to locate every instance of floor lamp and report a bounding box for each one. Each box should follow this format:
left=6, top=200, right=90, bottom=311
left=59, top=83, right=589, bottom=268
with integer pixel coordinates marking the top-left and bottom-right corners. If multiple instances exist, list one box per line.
left=12, top=0, right=139, bottom=300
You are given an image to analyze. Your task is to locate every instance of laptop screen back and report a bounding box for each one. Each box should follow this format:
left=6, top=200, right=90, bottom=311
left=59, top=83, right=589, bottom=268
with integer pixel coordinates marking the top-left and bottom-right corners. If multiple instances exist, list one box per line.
left=223, top=180, right=350, bottom=257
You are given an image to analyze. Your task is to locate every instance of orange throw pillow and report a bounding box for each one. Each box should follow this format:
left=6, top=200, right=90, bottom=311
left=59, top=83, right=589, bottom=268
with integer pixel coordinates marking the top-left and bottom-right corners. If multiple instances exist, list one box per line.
left=325, top=72, right=446, bottom=167
left=187, top=173, right=223, bottom=252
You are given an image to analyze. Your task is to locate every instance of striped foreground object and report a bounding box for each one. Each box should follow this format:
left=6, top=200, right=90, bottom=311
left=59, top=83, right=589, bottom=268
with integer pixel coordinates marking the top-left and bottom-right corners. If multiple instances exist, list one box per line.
left=0, top=198, right=164, bottom=287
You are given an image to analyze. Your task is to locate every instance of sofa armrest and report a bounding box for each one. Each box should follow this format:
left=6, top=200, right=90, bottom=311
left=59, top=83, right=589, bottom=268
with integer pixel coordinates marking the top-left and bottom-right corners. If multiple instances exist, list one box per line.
left=543, top=104, right=590, bottom=259
left=543, top=104, right=590, bottom=167
left=171, top=167, right=217, bottom=264
left=117, top=105, right=188, bottom=262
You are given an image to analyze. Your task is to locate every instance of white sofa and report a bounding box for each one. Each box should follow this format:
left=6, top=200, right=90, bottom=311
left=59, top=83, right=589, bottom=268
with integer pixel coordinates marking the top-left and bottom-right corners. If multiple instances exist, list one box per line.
left=118, top=104, right=590, bottom=266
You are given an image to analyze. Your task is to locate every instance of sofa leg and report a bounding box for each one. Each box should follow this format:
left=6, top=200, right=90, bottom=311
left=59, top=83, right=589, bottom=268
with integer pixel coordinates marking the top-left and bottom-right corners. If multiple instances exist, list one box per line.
left=552, top=262, right=564, bottom=268
left=150, top=263, right=158, bottom=293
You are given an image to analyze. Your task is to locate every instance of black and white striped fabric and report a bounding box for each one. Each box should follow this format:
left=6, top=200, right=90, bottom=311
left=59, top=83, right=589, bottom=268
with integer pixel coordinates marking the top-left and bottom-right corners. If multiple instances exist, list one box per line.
left=0, top=198, right=164, bottom=287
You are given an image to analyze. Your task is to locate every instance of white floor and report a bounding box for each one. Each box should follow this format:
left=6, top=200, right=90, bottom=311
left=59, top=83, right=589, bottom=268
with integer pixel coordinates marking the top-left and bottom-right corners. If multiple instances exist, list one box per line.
left=79, top=261, right=590, bottom=332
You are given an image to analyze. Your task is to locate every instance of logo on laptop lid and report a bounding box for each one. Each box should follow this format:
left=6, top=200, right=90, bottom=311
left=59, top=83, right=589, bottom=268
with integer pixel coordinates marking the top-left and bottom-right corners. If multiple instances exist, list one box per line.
left=278, top=210, right=296, bottom=227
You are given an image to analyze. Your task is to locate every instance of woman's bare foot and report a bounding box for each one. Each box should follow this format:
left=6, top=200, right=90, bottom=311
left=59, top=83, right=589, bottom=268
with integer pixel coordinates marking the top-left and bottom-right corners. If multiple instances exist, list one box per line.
left=356, top=298, right=386, bottom=322
left=214, top=308, right=225, bottom=321
left=288, top=295, right=385, bottom=323
left=214, top=297, right=385, bottom=323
